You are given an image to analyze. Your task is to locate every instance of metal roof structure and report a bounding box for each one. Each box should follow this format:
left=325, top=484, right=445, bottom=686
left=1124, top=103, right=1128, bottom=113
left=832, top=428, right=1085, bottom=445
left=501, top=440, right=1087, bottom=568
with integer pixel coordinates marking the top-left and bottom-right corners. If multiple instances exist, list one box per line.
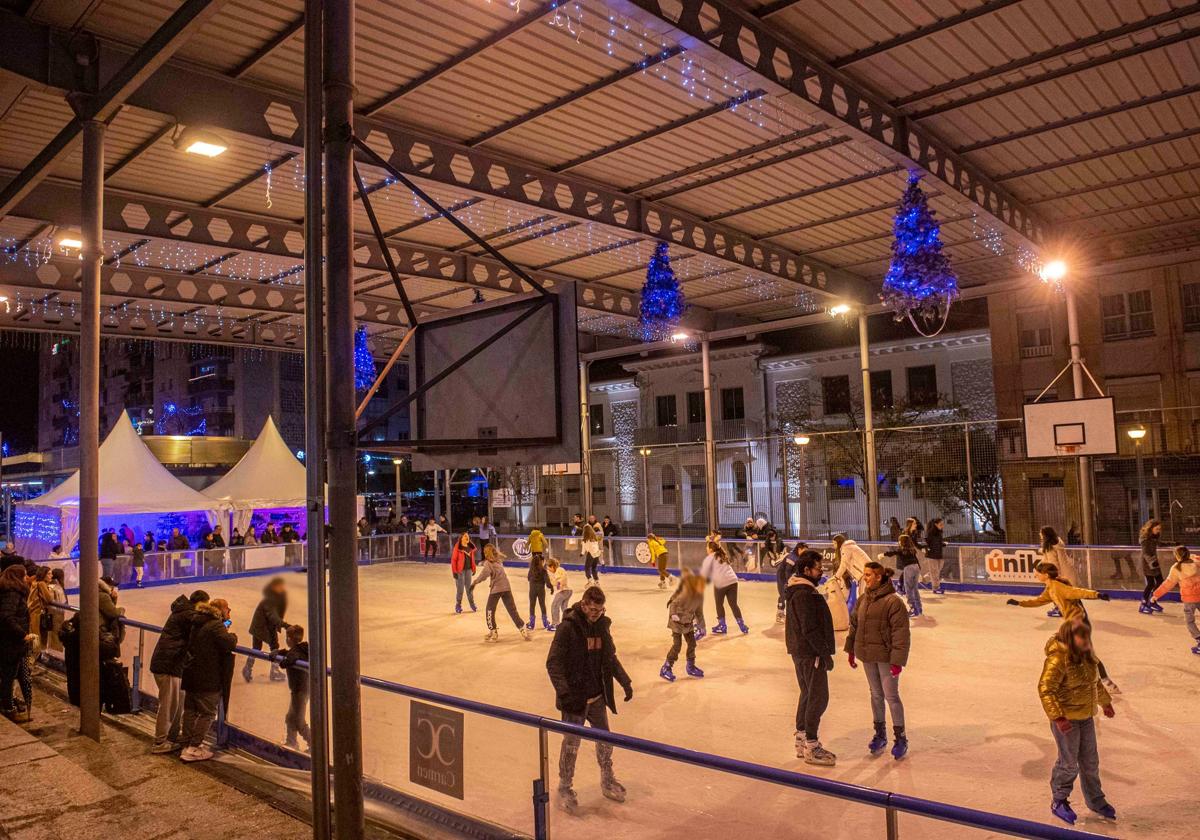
left=0, top=0, right=1197, bottom=353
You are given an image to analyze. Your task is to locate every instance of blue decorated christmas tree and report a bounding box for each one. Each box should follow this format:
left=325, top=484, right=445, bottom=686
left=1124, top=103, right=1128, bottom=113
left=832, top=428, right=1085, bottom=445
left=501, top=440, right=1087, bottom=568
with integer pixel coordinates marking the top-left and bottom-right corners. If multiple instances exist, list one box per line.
left=882, top=172, right=958, bottom=335
left=639, top=242, right=686, bottom=340
left=354, top=325, right=375, bottom=392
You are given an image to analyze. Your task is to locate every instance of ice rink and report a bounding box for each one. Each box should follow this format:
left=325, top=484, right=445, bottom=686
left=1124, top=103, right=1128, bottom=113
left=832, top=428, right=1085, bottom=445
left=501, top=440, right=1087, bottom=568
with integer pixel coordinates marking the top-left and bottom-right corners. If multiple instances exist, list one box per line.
left=113, top=562, right=1198, bottom=839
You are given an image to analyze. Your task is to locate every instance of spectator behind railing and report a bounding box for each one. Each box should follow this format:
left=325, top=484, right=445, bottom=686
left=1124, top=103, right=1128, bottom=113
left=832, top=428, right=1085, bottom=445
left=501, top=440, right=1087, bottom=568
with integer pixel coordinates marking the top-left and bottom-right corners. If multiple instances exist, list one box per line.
left=149, top=589, right=210, bottom=754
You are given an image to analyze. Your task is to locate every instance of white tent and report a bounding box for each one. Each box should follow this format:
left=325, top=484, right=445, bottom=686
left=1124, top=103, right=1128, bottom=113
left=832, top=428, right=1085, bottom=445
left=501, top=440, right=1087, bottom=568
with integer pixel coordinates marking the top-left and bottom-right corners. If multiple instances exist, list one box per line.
left=16, top=410, right=222, bottom=556
left=202, top=416, right=306, bottom=535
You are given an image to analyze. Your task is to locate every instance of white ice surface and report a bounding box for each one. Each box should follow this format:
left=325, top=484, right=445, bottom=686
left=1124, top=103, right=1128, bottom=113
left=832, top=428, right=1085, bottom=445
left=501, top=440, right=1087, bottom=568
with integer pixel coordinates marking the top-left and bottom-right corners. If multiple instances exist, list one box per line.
left=114, top=564, right=1199, bottom=839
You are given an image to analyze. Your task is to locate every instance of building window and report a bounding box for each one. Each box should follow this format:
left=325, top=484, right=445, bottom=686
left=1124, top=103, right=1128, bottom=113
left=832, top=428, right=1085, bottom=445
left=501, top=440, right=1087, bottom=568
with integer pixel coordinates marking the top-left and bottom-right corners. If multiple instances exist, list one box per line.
left=732, top=461, right=748, bottom=503
left=1017, top=309, right=1053, bottom=357
left=821, top=375, right=851, bottom=415
left=721, top=387, right=745, bottom=421
left=906, top=365, right=938, bottom=408
left=686, top=391, right=705, bottom=425
left=592, top=473, right=606, bottom=506
left=588, top=404, right=604, bottom=436
left=660, top=464, right=677, bottom=505
left=829, top=469, right=855, bottom=501
left=655, top=394, right=678, bottom=427
left=869, top=370, right=893, bottom=409
left=1101, top=290, right=1154, bottom=340
left=1183, top=283, right=1200, bottom=331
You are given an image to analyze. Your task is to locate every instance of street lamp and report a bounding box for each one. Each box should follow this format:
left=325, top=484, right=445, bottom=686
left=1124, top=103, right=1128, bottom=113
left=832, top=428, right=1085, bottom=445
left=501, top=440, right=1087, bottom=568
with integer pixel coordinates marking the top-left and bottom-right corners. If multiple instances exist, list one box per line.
left=1127, top=426, right=1148, bottom=530
left=639, top=447, right=652, bottom=533
left=392, top=458, right=404, bottom=516
left=793, top=435, right=811, bottom=539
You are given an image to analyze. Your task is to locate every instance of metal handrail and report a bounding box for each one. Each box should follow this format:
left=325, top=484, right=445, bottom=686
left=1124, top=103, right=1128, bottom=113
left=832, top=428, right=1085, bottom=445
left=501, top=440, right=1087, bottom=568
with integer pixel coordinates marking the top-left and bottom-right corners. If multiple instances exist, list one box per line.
left=55, top=603, right=1108, bottom=840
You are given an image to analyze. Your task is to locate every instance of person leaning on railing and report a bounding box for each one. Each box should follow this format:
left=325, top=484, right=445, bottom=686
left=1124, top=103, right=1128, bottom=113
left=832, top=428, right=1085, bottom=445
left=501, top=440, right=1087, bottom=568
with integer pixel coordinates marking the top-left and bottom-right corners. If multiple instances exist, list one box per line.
left=149, top=589, right=209, bottom=754
left=180, top=599, right=237, bottom=763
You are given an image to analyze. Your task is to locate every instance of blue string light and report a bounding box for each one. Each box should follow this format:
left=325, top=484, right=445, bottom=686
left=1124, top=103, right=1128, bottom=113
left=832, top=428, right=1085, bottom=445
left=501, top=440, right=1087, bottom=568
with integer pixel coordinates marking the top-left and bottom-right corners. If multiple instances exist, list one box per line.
left=881, top=172, right=959, bottom=335
left=638, top=242, right=686, bottom=341
left=354, top=325, right=375, bottom=393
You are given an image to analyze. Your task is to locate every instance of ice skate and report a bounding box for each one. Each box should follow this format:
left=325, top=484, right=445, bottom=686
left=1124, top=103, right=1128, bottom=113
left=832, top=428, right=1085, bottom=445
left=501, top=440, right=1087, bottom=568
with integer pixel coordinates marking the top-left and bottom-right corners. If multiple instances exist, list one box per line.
left=1101, top=677, right=1121, bottom=695
left=484, top=629, right=498, bottom=642
left=657, top=578, right=666, bottom=590
left=600, top=775, right=626, bottom=803
left=241, top=660, right=254, bottom=683
left=269, top=663, right=286, bottom=682
left=891, top=728, right=908, bottom=761
left=711, top=619, right=727, bottom=635
left=684, top=662, right=704, bottom=678
left=868, top=723, right=887, bottom=756
left=659, top=662, right=676, bottom=682
left=802, top=740, right=836, bottom=767
left=1149, top=600, right=1164, bottom=613
left=1191, top=642, right=1200, bottom=655
left=1092, top=804, right=1117, bottom=820
left=1050, top=799, right=1077, bottom=825
left=520, top=626, right=532, bottom=641
left=526, top=618, right=535, bottom=630
left=542, top=618, right=553, bottom=631
left=908, top=605, right=921, bottom=618
left=693, top=623, right=706, bottom=641
left=1046, top=606, right=1062, bottom=618
left=793, top=731, right=805, bottom=759
left=556, top=786, right=578, bottom=813
left=775, top=608, right=785, bottom=624
left=736, top=619, right=750, bottom=634
left=1138, top=602, right=1154, bottom=615
left=470, top=603, right=477, bottom=612
left=455, top=604, right=462, bottom=614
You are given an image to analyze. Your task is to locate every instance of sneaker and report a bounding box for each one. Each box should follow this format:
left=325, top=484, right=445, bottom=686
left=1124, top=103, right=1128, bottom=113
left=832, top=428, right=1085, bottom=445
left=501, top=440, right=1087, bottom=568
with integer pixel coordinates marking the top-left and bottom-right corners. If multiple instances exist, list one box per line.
left=1092, top=803, right=1117, bottom=820
left=600, top=776, right=626, bottom=803
left=150, top=741, right=176, bottom=754
left=556, top=787, right=578, bottom=813
left=802, top=740, right=837, bottom=767
left=1050, top=799, right=1077, bottom=825
left=180, top=746, right=214, bottom=762
left=1101, top=677, right=1121, bottom=695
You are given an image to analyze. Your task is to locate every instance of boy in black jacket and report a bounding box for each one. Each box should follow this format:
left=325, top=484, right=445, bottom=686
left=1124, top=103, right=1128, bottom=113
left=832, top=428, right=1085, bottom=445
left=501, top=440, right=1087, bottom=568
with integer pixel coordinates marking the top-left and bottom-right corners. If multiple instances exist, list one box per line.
left=180, top=599, right=237, bottom=762
left=545, top=587, right=633, bottom=812
left=278, top=624, right=311, bottom=751
left=785, top=549, right=837, bottom=767
left=148, top=589, right=208, bottom=753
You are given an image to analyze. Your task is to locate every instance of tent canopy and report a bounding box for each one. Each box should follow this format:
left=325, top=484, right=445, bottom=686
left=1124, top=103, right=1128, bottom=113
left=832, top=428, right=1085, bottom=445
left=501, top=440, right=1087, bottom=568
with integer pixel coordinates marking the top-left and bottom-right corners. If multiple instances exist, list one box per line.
left=202, top=416, right=306, bottom=511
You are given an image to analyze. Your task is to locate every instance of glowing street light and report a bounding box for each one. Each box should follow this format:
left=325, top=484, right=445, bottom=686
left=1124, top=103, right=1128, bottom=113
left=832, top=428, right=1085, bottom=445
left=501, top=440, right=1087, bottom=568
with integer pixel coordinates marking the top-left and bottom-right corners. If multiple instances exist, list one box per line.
left=828, top=304, right=851, bottom=317
left=174, top=127, right=228, bottom=157
left=1041, top=259, right=1068, bottom=283
left=670, top=331, right=689, bottom=343
left=58, top=236, right=82, bottom=249
left=1126, top=427, right=1147, bottom=440
left=793, top=434, right=811, bottom=446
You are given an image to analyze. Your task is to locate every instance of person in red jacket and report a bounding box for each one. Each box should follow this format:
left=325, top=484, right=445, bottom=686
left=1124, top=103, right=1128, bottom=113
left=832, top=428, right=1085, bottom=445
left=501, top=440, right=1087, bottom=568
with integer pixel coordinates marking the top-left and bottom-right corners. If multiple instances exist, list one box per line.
left=451, top=533, right=477, bottom=614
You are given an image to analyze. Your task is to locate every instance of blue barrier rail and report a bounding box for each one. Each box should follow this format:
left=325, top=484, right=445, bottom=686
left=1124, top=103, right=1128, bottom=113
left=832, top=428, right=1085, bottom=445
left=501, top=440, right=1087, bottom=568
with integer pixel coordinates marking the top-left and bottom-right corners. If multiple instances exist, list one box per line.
left=54, top=603, right=1110, bottom=840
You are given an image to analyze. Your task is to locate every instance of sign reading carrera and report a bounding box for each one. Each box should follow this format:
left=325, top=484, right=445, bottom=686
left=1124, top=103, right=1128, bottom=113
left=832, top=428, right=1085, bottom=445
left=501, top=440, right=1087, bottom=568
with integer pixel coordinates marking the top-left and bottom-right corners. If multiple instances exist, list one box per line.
left=410, top=701, right=464, bottom=800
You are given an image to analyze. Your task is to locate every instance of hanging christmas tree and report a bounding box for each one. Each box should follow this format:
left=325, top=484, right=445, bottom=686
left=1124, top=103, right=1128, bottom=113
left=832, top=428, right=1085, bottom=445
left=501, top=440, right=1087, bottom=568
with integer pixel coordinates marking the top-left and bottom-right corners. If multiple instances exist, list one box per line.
left=639, top=241, right=686, bottom=340
left=881, top=171, right=959, bottom=337
left=354, top=325, right=375, bottom=393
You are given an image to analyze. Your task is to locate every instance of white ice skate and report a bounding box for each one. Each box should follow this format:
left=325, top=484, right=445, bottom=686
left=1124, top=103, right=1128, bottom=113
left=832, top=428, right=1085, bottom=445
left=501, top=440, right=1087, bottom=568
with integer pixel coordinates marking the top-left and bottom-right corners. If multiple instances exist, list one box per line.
left=556, top=786, right=578, bottom=813
left=520, top=626, right=532, bottom=641
left=484, top=629, right=498, bottom=642
left=802, top=740, right=836, bottom=767
left=600, top=774, right=627, bottom=803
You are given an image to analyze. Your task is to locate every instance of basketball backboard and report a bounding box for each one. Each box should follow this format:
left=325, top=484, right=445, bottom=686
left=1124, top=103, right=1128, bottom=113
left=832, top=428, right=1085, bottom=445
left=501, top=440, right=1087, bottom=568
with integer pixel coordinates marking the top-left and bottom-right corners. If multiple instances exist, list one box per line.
left=1022, top=396, right=1117, bottom=458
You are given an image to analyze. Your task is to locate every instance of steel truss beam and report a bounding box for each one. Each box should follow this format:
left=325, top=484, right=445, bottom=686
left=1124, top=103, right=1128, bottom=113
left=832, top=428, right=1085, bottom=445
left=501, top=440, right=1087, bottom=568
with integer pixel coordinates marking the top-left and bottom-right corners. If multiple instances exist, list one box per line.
left=995, top=126, right=1200, bottom=182
left=0, top=10, right=866, bottom=304
left=619, top=0, right=1048, bottom=247
left=6, top=178, right=644, bottom=321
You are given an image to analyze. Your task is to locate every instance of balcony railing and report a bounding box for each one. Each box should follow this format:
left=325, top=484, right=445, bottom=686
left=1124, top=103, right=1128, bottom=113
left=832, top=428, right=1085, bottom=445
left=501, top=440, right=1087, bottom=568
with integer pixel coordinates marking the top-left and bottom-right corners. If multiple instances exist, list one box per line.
left=634, top=418, right=761, bottom=446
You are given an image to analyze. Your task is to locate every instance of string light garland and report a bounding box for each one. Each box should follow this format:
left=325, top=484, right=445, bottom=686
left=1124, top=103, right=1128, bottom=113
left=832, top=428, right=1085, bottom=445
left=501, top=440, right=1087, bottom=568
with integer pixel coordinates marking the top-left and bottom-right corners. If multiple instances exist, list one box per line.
left=881, top=171, right=959, bottom=338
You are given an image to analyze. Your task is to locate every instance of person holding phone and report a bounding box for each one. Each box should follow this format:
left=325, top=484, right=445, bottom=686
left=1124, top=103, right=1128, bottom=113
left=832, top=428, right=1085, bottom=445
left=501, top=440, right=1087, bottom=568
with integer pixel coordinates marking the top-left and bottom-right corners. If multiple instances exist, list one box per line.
left=180, top=599, right=237, bottom=762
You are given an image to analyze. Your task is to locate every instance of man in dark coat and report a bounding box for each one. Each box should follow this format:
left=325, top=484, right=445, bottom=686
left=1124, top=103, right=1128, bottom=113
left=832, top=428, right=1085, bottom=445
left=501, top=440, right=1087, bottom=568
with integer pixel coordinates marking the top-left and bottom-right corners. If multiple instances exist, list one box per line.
left=244, top=577, right=288, bottom=682
left=785, top=549, right=837, bottom=767
left=180, top=599, right=237, bottom=762
left=545, top=586, right=632, bottom=812
left=148, top=589, right=208, bottom=753
left=0, top=564, right=31, bottom=720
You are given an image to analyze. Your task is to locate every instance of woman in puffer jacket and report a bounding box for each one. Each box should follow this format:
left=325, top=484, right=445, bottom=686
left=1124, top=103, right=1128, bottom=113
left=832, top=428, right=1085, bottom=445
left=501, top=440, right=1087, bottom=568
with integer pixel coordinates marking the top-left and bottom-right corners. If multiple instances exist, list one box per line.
left=1038, top=619, right=1116, bottom=826
left=1153, top=546, right=1200, bottom=653
left=1039, top=527, right=1076, bottom=617
left=844, top=561, right=910, bottom=760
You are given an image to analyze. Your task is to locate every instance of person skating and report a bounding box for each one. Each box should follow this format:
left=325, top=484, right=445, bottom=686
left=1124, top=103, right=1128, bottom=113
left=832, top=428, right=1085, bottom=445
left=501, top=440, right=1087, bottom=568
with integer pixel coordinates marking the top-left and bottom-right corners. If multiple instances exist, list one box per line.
left=660, top=572, right=705, bottom=682
left=834, top=534, right=871, bottom=612
left=701, top=543, right=748, bottom=634
left=1153, top=546, right=1200, bottom=653
left=527, top=547, right=554, bottom=631
left=545, top=586, right=633, bottom=812
left=243, top=577, right=288, bottom=682
left=775, top=542, right=803, bottom=623
left=547, top=558, right=572, bottom=628
left=450, top=533, right=477, bottom=614
left=845, top=562, right=911, bottom=760
left=423, top=518, right=445, bottom=559
left=471, top=545, right=530, bottom=642
left=786, top=549, right=837, bottom=766
left=1038, top=619, right=1117, bottom=825
left=923, top=518, right=946, bottom=595
left=1139, top=519, right=1168, bottom=615
left=148, top=589, right=209, bottom=753
left=1040, top=527, right=1077, bottom=618
left=277, top=624, right=311, bottom=751
left=647, top=532, right=670, bottom=589
left=180, top=599, right=237, bottom=762
left=1007, top=562, right=1119, bottom=695
left=477, top=517, right=497, bottom=555
left=581, top=517, right=602, bottom=585
left=883, top=534, right=923, bottom=617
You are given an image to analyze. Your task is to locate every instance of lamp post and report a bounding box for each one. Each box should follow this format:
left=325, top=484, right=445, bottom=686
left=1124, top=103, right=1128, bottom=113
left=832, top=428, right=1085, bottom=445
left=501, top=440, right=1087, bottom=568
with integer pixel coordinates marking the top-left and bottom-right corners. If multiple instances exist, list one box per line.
left=392, top=458, right=403, bottom=516
left=1128, top=426, right=1148, bottom=533
left=639, top=447, right=652, bottom=534
left=794, top=434, right=811, bottom=540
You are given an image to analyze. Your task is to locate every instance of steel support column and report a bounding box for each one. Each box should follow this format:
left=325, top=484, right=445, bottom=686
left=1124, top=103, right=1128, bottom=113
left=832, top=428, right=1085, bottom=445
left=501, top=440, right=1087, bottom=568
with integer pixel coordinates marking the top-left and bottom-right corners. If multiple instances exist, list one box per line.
left=701, top=338, right=719, bottom=532
left=78, top=119, right=104, bottom=741
left=303, top=0, right=331, bottom=835
left=580, top=361, right=593, bottom=515
left=323, top=0, right=364, bottom=834
left=1066, top=291, right=1095, bottom=544
left=858, top=313, right=880, bottom=541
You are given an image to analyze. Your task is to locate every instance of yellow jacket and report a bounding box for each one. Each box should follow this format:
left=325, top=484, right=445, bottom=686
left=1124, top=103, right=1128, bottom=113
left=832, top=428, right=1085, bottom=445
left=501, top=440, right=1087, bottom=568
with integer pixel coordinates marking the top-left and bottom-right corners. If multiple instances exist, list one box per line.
left=647, top=535, right=668, bottom=560
left=1038, top=636, right=1112, bottom=721
left=1018, top=579, right=1099, bottom=622
left=528, top=530, right=547, bottom=553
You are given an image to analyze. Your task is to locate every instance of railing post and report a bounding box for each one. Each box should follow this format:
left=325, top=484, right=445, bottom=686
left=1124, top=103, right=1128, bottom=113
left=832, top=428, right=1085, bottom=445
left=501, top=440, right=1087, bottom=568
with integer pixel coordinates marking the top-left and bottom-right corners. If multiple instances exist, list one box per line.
left=533, top=726, right=551, bottom=840
left=131, top=627, right=145, bottom=712
left=885, top=805, right=900, bottom=840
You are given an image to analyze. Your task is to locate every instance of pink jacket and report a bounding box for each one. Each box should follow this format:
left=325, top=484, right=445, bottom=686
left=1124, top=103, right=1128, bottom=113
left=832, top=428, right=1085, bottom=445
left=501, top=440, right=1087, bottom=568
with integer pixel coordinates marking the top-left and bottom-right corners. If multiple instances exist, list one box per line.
left=1154, top=559, right=1200, bottom=604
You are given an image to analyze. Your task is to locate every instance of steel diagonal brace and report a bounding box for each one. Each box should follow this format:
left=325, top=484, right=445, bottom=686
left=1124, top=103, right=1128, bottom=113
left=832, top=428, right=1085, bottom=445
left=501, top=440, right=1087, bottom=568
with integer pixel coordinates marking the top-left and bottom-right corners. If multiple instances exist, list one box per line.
left=353, top=163, right=419, bottom=325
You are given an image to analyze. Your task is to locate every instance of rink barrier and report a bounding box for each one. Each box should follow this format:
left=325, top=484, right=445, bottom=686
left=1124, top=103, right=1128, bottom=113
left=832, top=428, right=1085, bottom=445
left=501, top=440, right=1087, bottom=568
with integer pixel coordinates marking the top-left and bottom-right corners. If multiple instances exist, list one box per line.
left=60, top=605, right=1110, bottom=840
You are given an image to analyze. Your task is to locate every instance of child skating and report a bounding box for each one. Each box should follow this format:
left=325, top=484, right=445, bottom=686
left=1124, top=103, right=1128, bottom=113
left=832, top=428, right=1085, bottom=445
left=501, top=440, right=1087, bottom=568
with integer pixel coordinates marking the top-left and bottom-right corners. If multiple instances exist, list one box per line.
left=527, top=549, right=554, bottom=631
left=278, top=624, right=311, bottom=751
left=471, top=544, right=531, bottom=642
left=701, top=543, right=748, bottom=635
left=1153, top=545, right=1200, bottom=653
left=660, top=572, right=706, bottom=681
left=546, top=558, right=572, bottom=628
left=647, top=532, right=670, bottom=589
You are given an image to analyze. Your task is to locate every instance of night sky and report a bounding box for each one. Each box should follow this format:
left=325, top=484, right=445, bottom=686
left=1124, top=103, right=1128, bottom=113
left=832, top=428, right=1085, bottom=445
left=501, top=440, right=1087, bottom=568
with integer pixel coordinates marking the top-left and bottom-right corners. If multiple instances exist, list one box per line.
left=0, top=343, right=38, bottom=453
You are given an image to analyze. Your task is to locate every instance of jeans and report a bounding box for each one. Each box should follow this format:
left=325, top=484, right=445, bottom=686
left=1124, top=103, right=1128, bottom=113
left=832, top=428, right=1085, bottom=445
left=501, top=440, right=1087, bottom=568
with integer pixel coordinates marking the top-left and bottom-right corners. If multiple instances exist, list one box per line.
left=920, top=556, right=942, bottom=591
left=1050, top=717, right=1109, bottom=810
left=100, top=557, right=114, bottom=581
left=454, top=570, right=476, bottom=610
left=529, top=581, right=548, bottom=621
left=153, top=672, right=183, bottom=744
left=286, top=685, right=311, bottom=746
left=1186, top=603, right=1199, bottom=640
left=902, top=564, right=922, bottom=611
left=485, top=591, right=523, bottom=631
left=792, top=655, right=830, bottom=740
left=243, top=636, right=280, bottom=679
left=181, top=690, right=220, bottom=748
left=551, top=590, right=572, bottom=625
left=863, top=661, right=905, bottom=728
left=559, top=696, right=613, bottom=788
left=714, top=583, right=743, bottom=622
left=666, top=631, right=696, bottom=665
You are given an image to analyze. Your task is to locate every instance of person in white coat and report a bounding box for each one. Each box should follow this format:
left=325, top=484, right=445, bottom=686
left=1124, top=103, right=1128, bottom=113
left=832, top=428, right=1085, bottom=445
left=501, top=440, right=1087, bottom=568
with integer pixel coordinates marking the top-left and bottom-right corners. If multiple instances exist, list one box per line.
left=423, top=519, right=445, bottom=559
left=834, top=534, right=871, bottom=612
left=700, top=544, right=748, bottom=635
